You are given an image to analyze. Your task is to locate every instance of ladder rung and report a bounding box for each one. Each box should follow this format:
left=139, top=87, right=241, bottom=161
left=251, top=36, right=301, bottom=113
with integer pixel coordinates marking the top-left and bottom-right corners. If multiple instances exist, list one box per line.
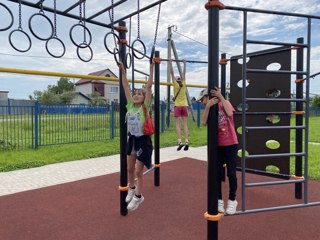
left=247, top=39, right=308, bottom=48
left=245, top=179, right=305, bottom=187
left=246, top=152, right=305, bottom=159
left=245, top=126, right=306, bottom=130
left=245, top=98, right=306, bottom=102
left=246, top=69, right=307, bottom=75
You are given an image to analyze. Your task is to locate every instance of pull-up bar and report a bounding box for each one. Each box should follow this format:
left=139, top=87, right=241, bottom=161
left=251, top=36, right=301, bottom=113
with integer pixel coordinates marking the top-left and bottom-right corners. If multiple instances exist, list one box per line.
left=0, top=67, right=207, bottom=88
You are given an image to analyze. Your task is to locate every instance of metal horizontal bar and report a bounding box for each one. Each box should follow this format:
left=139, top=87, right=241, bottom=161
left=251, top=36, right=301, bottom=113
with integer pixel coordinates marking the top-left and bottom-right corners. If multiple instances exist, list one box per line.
left=230, top=202, right=320, bottom=216
left=112, top=0, right=168, bottom=26
left=134, top=69, right=149, bottom=77
left=224, top=5, right=320, bottom=20
left=246, top=98, right=306, bottom=102
left=236, top=167, right=291, bottom=179
left=0, top=67, right=207, bottom=88
left=246, top=69, right=307, bottom=75
left=87, top=0, right=128, bottom=21
left=245, top=126, right=306, bottom=130
left=159, top=58, right=208, bottom=64
left=234, top=112, right=292, bottom=115
left=246, top=152, right=305, bottom=159
left=247, top=40, right=308, bottom=47
left=245, top=179, right=305, bottom=187
left=7, top=0, right=112, bottom=28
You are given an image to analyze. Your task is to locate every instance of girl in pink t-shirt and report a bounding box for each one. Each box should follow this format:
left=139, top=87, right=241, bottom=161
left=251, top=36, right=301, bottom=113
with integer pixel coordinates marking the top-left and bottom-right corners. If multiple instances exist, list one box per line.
left=198, top=87, right=238, bottom=215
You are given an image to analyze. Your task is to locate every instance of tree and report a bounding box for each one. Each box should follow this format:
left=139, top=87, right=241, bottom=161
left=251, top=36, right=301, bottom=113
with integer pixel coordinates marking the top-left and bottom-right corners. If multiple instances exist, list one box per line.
left=311, top=95, right=320, bottom=107
left=89, top=92, right=106, bottom=106
left=29, top=77, right=75, bottom=104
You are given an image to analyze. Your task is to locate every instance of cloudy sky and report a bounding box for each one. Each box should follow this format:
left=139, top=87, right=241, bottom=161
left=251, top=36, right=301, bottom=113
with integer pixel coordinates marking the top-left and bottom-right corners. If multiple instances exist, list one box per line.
left=0, top=0, right=320, bottom=100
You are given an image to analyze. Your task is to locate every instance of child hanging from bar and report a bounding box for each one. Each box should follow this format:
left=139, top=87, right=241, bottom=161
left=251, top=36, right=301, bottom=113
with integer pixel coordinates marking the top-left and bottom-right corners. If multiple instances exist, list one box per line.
left=117, top=59, right=155, bottom=211
left=169, top=59, right=189, bottom=151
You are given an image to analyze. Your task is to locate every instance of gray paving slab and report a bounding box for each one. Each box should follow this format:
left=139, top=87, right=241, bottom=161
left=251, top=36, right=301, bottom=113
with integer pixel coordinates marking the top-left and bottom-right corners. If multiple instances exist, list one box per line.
left=0, top=146, right=207, bottom=196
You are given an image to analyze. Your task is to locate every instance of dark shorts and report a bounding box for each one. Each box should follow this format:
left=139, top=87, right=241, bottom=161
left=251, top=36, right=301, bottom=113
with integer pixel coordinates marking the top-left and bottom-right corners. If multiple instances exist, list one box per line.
left=126, top=134, right=153, bottom=169
left=174, top=106, right=188, bottom=117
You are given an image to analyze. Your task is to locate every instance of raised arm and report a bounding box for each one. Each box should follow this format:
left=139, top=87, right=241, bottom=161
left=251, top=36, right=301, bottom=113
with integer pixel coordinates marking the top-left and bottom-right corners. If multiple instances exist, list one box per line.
left=145, top=60, right=155, bottom=104
left=118, top=62, right=132, bottom=102
left=211, top=87, right=234, bottom=117
left=201, top=97, right=219, bottom=125
left=182, top=59, right=186, bottom=82
left=169, top=59, right=175, bottom=82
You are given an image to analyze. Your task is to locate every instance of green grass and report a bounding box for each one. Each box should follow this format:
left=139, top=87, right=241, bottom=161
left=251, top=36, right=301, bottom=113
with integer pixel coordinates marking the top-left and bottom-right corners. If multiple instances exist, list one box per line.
left=0, top=115, right=319, bottom=181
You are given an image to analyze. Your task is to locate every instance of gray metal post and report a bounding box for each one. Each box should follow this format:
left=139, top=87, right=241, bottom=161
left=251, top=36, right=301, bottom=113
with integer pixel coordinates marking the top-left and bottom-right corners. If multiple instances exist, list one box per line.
left=295, top=37, right=304, bottom=199
left=166, top=26, right=173, bottom=128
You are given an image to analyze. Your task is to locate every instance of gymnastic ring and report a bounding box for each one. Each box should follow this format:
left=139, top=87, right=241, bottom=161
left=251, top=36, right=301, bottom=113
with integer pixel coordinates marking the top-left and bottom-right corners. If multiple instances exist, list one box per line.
left=125, top=52, right=132, bottom=69
left=131, top=38, right=146, bottom=60
left=28, top=13, right=54, bottom=41
left=76, top=43, right=93, bottom=62
left=8, top=29, right=32, bottom=52
left=0, top=3, right=14, bottom=31
left=69, top=23, right=92, bottom=48
left=45, top=36, right=66, bottom=58
left=149, top=45, right=155, bottom=63
left=104, top=31, right=120, bottom=55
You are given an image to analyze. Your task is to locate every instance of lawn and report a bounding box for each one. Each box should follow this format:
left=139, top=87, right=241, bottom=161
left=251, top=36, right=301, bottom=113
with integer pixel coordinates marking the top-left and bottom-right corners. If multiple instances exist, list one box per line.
left=0, top=116, right=319, bottom=180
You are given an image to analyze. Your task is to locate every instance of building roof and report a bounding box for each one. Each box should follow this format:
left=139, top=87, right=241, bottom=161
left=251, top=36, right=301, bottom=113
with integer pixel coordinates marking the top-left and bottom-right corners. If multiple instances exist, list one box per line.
left=75, top=69, right=118, bottom=86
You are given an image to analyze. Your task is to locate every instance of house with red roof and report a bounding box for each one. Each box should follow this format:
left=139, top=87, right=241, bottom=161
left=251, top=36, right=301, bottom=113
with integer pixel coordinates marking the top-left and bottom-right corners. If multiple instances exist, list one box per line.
left=74, top=68, right=118, bottom=104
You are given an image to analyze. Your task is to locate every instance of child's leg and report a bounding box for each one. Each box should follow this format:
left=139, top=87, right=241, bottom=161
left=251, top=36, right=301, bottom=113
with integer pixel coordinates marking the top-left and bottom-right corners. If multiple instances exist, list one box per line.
left=127, top=155, right=136, bottom=187
left=135, top=160, right=145, bottom=196
left=225, top=145, right=238, bottom=201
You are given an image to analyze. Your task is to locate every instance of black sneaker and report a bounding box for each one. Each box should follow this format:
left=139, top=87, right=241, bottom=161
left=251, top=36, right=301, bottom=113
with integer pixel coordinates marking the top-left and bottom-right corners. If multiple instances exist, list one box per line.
left=177, top=143, right=184, bottom=151
left=183, top=144, right=189, bottom=151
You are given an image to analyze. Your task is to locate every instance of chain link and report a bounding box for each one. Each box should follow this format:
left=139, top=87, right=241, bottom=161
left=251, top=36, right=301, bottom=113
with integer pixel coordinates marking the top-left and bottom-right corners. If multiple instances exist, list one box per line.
left=137, top=0, right=140, bottom=39
left=79, top=0, right=83, bottom=24
left=153, top=3, right=161, bottom=46
left=39, top=0, right=44, bottom=14
left=53, top=0, right=57, bottom=37
left=18, top=0, right=22, bottom=29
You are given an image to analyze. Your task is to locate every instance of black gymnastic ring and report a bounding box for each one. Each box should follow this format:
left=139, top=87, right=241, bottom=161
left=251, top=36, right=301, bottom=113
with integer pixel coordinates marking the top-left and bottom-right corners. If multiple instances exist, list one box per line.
left=45, top=36, right=66, bottom=58
left=0, top=3, right=14, bottom=31
left=131, top=38, right=146, bottom=60
left=8, top=29, right=32, bottom=52
left=104, top=31, right=120, bottom=55
left=28, top=13, right=54, bottom=41
left=149, top=45, right=155, bottom=63
left=69, top=23, right=92, bottom=48
left=125, top=52, right=132, bottom=69
left=76, top=43, right=93, bottom=62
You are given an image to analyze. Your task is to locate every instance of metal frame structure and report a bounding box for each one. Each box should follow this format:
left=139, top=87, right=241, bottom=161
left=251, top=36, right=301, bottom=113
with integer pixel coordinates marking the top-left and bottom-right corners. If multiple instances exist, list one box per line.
left=6, top=0, right=168, bottom=28
left=206, top=1, right=320, bottom=240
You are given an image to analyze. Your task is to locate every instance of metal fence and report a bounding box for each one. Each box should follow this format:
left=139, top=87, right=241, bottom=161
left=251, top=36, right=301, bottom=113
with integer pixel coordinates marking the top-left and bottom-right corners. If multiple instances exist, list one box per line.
left=0, top=102, right=119, bottom=150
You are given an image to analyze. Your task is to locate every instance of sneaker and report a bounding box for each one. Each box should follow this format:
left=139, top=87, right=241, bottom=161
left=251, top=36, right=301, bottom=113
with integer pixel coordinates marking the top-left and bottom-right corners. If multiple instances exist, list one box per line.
left=226, top=200, right=238, bottom=215
left=125, top=187, right=136, bottom=203
left=127, top=195, right=144, bottom=211
left=183, top=144, right=189, bottom=151
left=218, top=199, right=225, bottom=213
left=177, top=143, right=184, bottom=151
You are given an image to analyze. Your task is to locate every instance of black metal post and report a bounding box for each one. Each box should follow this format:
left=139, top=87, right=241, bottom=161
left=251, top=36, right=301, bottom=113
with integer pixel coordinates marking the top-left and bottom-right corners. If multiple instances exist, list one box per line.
left=220, top=53, right=226, bottom=97
left=118, top=21, right=128, bottom=216
left=154, top=51, right=160, bottom=186
left=206, top=1, right=221, bottom=240
left=295, top=37, right=304, bottom=199
left=220, top=53, right=227, bottom=182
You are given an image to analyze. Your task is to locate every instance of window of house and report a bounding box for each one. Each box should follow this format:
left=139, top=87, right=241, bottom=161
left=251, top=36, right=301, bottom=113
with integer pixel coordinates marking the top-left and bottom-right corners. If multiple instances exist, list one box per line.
left=110, top=86, right=118, bottom=93
left=93, top=83, right=105, bottom=97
